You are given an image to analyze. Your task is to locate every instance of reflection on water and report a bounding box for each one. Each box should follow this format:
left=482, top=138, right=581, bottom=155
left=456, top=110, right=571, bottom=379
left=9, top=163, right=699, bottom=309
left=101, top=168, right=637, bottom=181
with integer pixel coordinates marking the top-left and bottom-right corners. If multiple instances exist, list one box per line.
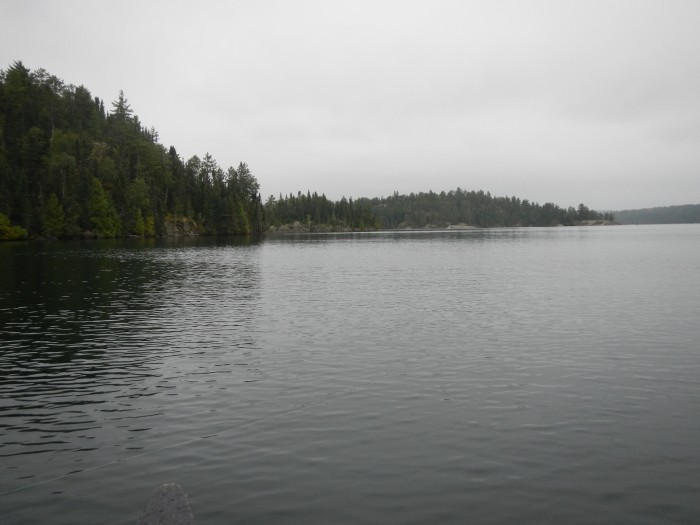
left=1, top=237, right=263, bottom=469
left=1, top=227, right=700, bottom=524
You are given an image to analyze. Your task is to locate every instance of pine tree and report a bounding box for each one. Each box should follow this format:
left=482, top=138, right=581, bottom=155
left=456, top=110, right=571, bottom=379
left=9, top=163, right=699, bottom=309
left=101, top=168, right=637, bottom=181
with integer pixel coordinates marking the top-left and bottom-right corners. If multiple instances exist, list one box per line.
left=43, top=193, right=65, bottom=237
left=88, top=177, right=120, bottom=237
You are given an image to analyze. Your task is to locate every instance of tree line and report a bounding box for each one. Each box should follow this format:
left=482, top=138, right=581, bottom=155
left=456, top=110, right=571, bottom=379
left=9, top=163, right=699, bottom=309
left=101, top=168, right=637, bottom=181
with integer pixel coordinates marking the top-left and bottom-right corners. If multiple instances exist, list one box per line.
left=368, top=189, right=612, bottom=228
left=2, top=61, right=613, bottom=240
left=265, top=188, right=613, bottom=231
left=0, top=61, right=263, bottom=240
left=264, top=191, right=378, bottom=231
left=614, top=204, right=700, bottom=225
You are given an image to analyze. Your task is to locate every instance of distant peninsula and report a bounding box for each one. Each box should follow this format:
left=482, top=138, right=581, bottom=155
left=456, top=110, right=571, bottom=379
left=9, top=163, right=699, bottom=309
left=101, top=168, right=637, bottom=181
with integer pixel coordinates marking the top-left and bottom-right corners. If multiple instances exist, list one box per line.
left=1, top=62, right=611, bottom=240
left=264, top=190, right=614, bottom=233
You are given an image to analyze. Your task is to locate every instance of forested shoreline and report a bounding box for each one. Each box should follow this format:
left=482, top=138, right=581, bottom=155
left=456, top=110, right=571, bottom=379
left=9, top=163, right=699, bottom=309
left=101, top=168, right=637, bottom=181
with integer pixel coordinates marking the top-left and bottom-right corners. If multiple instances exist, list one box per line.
left=0, top=61, right=263, bottom=240
left=264, top=189, right=613, bottom=232
left=1, top=62, right=612, bottom=240
left=614, top=204, right=700, bottom=225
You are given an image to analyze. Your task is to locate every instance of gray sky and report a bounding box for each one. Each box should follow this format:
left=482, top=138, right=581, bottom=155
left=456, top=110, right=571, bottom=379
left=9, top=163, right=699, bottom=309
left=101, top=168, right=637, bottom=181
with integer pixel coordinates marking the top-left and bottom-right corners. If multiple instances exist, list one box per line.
left=2, top=0, right=699, bottom=210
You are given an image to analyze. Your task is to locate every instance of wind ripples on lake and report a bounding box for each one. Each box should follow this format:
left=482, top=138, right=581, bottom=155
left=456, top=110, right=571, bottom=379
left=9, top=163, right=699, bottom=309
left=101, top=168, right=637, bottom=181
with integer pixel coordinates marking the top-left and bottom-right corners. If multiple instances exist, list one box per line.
left=1, top=227, right=699, bottom=524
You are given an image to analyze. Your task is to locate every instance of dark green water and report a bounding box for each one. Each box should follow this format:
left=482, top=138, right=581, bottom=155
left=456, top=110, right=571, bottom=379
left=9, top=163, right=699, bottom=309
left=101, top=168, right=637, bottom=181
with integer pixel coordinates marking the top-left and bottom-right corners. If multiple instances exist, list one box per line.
left=1, top=226, right=699, bottom=524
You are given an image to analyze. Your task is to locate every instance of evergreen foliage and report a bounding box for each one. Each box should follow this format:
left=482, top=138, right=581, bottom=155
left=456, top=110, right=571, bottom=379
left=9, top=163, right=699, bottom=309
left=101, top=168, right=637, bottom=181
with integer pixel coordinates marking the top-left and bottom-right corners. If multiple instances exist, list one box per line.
left=43, top=192, right=64, bottom=237
left=1, top=61, right=611, bottom=239
left=367, top=190, right=612, bottom=228
left=0, top=61, right=263, bottom=239
left=614, top=204, right=700, bottom=224
left=264, top=191, right=377, bottom=231
left=265, top=189, right=612, bottom=230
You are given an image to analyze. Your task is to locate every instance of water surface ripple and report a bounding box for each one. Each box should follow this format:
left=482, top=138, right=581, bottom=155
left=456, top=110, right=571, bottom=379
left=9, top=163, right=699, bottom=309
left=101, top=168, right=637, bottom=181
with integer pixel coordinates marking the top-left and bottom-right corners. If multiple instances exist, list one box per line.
left=1, top=226, right=699, bottom=524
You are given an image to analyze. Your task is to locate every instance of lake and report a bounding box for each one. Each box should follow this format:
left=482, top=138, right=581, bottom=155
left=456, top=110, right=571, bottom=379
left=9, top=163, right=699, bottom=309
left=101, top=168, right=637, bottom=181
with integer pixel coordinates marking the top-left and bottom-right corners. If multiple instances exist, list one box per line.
left=1, top=225, right=699, bottom=524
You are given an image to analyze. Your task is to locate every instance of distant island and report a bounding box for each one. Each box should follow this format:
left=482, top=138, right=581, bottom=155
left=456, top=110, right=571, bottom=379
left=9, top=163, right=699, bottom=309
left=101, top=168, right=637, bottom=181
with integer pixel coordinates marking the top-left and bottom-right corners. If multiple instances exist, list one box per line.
left=1, top=62, right=611, bottom=240
left=613, top=204, right=700, bottom=225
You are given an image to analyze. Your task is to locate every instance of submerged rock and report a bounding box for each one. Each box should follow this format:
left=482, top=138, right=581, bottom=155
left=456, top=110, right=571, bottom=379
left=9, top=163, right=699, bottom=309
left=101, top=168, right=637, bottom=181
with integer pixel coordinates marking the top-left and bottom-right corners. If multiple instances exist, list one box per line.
left=136, top=483, right=196, bottom=525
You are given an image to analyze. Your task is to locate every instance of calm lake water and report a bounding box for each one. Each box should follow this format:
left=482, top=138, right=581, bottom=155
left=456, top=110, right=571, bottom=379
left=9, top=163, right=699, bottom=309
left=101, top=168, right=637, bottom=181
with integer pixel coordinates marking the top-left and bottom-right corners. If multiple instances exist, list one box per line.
left=1, top=225, right=700, bottom=524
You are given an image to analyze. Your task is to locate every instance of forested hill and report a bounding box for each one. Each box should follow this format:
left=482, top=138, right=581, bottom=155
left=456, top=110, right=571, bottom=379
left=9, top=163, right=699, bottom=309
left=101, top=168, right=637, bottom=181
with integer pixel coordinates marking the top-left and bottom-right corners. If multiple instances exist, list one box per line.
left=265, top=189, right=613, bottom=231
left=0, top=61, right=263, bottom=240
left=613, top=204, right=700, bottom=225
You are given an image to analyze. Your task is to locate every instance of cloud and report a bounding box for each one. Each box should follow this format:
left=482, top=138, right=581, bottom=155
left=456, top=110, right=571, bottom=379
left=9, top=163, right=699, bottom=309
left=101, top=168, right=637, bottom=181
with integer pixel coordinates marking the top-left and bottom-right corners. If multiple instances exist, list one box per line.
left=1, top=0, right=699, bottom=209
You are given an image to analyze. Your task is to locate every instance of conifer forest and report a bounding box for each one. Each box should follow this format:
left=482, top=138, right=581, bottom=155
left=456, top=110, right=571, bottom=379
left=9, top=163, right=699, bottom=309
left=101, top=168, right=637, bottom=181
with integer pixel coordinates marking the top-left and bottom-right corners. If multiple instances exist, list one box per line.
left=0, top=62, right=611, bottom=240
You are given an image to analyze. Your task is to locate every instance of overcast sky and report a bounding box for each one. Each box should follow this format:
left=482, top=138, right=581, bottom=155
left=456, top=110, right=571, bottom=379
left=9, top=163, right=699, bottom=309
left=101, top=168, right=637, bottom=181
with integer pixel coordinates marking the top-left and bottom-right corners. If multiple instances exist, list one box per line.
left=2, top=0, right=699, bottom=210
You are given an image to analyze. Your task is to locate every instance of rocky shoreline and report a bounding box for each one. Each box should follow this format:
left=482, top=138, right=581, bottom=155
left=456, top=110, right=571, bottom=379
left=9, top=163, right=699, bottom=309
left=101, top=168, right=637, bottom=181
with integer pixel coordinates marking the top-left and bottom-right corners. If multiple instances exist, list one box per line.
left=265, top=220, right=616, bottom=234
